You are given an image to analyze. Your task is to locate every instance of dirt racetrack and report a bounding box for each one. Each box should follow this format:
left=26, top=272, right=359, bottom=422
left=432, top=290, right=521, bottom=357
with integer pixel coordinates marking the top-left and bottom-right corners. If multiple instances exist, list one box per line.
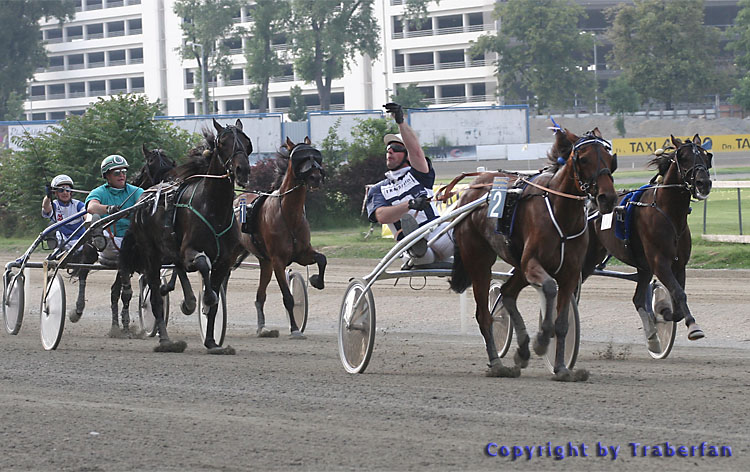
left=2, top=252, right=749, bottom=471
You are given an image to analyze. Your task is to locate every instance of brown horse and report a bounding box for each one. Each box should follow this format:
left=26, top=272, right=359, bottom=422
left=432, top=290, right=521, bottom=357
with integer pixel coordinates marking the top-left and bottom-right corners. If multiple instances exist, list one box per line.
left=235, top=137, right=326, bottom=338
left=449, top=128, right=618, bottom=381
left=120, top=119, right=251, bottom=353
left=583, top=134, right=712, bottom=349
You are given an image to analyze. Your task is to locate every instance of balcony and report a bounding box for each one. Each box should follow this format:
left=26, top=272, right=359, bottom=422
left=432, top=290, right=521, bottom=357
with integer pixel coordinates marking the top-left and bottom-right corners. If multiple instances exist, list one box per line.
left=225, top=78, right=245, bottom=86
left=46, top=93, right=66, bottom=100
left=270, top=75, right=295, bottom=83
left=129, top=57, right=143, bottom=64
left=88, top=61, right=106, bottom=68
left=129, top=28, right=142, bottom=35
left=108, top=59, right=127, bottom=66
left=87, top=32, right=104, bottom=39
left=108, top=30, right=125, bottom=38
left=68, top=91, right=87, bottom=98
left=109, top=88, right=128, bottom=95
left=108, top=1, right=124, bottom=7
left=393, top=23, right=493, bottom=39
left=131, top=86, right=145, bottom=93
left=68, top=63, right=86, bottom=70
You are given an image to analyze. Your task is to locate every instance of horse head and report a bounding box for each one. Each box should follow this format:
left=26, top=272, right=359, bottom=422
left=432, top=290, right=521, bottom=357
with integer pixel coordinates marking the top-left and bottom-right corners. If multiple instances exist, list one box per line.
left=284, top=136, right=325, bottom=190
left=669, top=134, right=713, bottom=200
left=135, top=144, right=176, bottom=188
left=213, top=118, right=252, bottom=188
left=556, top=127, right=618, bottom=213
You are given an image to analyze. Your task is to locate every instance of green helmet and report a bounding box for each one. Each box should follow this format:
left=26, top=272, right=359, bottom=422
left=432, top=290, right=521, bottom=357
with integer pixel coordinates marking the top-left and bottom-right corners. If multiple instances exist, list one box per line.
left=100, top=154, right=129, bottom=178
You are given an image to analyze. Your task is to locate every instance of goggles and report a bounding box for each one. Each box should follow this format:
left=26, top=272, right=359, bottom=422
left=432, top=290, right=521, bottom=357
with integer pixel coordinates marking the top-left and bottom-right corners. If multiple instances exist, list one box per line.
left=386, top=143, right=407, bottom=153
left=110, top=169, right=127, bottom=177
left=57, top=187, right=72, bottom=193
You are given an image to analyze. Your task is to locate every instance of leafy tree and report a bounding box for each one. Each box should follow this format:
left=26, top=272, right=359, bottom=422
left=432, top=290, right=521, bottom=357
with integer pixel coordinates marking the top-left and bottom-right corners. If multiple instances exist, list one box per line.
left=174, top=0, right=244, bottom=114
left=288, top=0, right=380, bottom=110
left=472, top=0, right=594, bottom=112
left=607, top=0, right=720, bottom=110
left=604, top=76, right=639, bottom=137
left=730, top=75, right=750, bottom=112
left=0, top=95, right=197, bottom=234
left=727, top=0, right=750, bottom=73
left=0, top=0, right=75, bottom=120
left=390, top=84, right=428, bottom=109
left=287, top=85, right=307, bottom=121
left=243, top=0, right=289, bottom=113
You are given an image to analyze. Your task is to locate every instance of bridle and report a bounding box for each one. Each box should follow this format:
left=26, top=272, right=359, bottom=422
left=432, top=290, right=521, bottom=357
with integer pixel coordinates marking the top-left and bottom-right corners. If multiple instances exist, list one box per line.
left=569, top=134, right=617, bottom=197
left=668, top=141, right=712, bottom=198
left=138, top=149, right=174, bottom=186
left=214, top=125, right=251, bottom=177
left=289, top=143, right=324, bottom=183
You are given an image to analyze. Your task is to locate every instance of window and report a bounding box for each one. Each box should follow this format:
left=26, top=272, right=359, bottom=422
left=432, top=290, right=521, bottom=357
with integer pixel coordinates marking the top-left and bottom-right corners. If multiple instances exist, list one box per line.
left=225, top=99, right=244, bottom=113
left=331, top=92, right=344, bottom=105
left=49, top=111, right=66, bottom=120
left=417, top=86, right=434, bottom=99
left=409, top=52, right=434, bottom=71
left=436, top=15, right=461, bottom=30
left=274, top=96, right=291, bottom=108
left=69, top=110, right=86, bottom=116
left=224, top=38, right=242, bottom=53
left=48, top=84, right=65, bottom=99
left=86, top=0, right=102, bottom=10
left=303, top=94, right=320, bottom=106
left=89, top=80, right=106, bottom=96
left=128, top=18, right=142, bottom=34
left=129, top=48, right=143, bottom=64
left=86, top=23, right=104, bottom=39
left=88, top=51, right=105, bottom=67
left=438, top=49, right=465, bottom=68
left=66, top=25, right=83, bottom=41
left=471, top=83, right=486, bottom=96
left=109, top=78, right=127, bottom=94
left=108, top=49, right=126, bottom=66
left=45, top=28, right=63, bottom=43
left=187, top=100, right=195, bottom=115
left=107, top=21, right=125, bottom=37
left=68, top=54, right=85, bottom=70
left=130, top=76, right=144, bottom=92
left=393, top=17, right=403, bottom=35
left=32, top=113, right=47, bottom=121
left=69, top=82, right=86, bottom=98
left=48, top=56, right=64, bottom=71
left=394, top=52, right=404, bottom=67
left=441, top=84, right=464, bottom=97
left=227, top=68, right=244, bottom=85
left=31, top=85, right=46, bottom=99
left=185, top=69, right=194, bottom=88
left=468, top=12, right=483, bottom=26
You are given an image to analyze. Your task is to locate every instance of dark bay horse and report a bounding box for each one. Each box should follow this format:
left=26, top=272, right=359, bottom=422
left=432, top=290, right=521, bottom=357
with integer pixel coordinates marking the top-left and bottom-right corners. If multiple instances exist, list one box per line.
left=583, top=134, right=712, bottom=349
left=120, top=119, right=251, bottom=353
left=68, top=145, right=176, bottom=338
left=235, top=137, right=327, bottom=338
left=449, top=128, right=618, bottom=381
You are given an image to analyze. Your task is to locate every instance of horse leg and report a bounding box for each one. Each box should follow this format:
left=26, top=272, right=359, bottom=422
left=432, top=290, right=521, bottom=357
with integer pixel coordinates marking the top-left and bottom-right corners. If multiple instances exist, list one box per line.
left=634, top=269, right=661, bottom=352
left=186, top=250, right=217, bottom=308
left=309, top=252, right=326, bottom=290
left=499, top=273, right=530, bottom=368
left=672, top=263, right=704, bottom=340
left=273, top=261, right=304, bottom=338
left=119, top=271, right=133, bottom=336
left=176, top=268, right=197, bottom=315
left=255, top=260, right=278, bottom=337
left=551, top=286, right=588, bottom=382
left=69, top=268, right=88, bottom=323
left=524, top=258, right=557, bottom=357
left=108, top=274, right=123, bottom=338
left=203, top=269, right=235, bottom=354
left=149, top=265, right=186, bottom=353
left=160, top=269, right=178, bottom=296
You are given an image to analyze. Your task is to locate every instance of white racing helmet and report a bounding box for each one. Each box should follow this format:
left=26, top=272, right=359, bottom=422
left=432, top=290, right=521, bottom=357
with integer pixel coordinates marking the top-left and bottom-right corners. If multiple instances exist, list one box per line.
left=51, top=174, right=74, bottom=188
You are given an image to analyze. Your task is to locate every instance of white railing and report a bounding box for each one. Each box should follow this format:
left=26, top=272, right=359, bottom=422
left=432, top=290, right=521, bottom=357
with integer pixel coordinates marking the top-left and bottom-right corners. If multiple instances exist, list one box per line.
left=88, top=90, right=106, bottom=96
left=437, top=61, right=466, bottom=70
left=270, top=75, right=295, bottom=83
left=30, top=96, right=46, bottom=102
left=46, top=37, right=63, bottom=44
left=131, top=87, right=145, bottom=93
left=393, top=23, right=494, bottom=39
left=108, top=31, right=125, bottom=38
left=87, top=32, right=104, bottom=39
left=272, top=44, right=288, bottom=52
left=68, top=91, right=87, bottom=98
left=47, top=65, right=65, bottom=72
left=108, top=59, right=126, bottom=66
left=68, top=63, right=85, bottom=70
left=469, top=59, right=487, bottom=67
left=129, top=57, right=143, bottom=64
left=88, top=61, right=105, bottom=68
left=46, top=93, right=65, bottom=100
left=129, top=28, right=142, bottom=35
left=225, top=79, right=244, bottom=86
left=228, top=48, right=243, bottom=55
left=107, top=1, right=124, bottom=7
left=109, top=88, right=127, bottom=95
left=66, top=34, right=84, bottom=41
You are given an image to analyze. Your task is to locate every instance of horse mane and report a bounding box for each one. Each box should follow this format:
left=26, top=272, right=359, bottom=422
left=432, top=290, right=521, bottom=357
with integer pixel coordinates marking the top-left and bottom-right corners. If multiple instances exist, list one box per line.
left=270, top=146, right=292, bottom=190
left=543, top=130, right=575, bottom=173
left=172, top=128, right=216, bottom=180
left=647, top=148, right=675, bottom=180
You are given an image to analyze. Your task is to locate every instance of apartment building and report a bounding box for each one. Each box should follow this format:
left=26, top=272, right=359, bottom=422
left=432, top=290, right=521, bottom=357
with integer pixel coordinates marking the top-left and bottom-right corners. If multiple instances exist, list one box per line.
left=23, top=0, right=740, bottom=121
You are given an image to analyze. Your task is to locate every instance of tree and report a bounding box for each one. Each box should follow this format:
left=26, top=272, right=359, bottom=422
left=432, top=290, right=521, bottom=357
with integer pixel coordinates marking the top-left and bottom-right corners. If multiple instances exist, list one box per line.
left=727, top=0, right=750, bottom=73
left=287, top=85, right=307, bottom=121
left=243, top=0, right=289, bottom=113
left=607, top=0, right=720, bottom=110
left=0, top=95, right=197, bottom=234
left=289, top=0, right=380, bottom=110
left=604, top=76, right=640, bottom=137
left=731, top=75, right=750, bottom=112
left=390, top=84, right=428, bottom=109
left=472, top=0, right=594, bottom=112
left=174, top=0, right=244, bottom=114
left=0, top=0, right=75, bottom=120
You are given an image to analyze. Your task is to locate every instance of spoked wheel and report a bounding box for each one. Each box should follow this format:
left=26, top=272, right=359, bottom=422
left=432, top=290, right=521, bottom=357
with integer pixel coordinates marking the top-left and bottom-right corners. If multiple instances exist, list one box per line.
left=198, top=282, right=227, bottom=347
left=287, top=270, right=308, bottom=333
left=489, top=281, right=513, bottom=358
left=3, top=270, right=25, bottom=335
left=648, top=280, right=677, bottom=360
left=40, top=274, right=65, bottom=351
left=539, top=297, right=580, bottom=374
left=338, top=278, right=376, bottom=374
left=138, top=275, right=170, bottom=337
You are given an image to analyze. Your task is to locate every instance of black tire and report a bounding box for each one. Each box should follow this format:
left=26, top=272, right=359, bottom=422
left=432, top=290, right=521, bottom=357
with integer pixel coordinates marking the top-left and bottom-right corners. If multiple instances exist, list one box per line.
left=3, top=270, right=25, bottom=335
left=338, top=278, right=376, bottom=374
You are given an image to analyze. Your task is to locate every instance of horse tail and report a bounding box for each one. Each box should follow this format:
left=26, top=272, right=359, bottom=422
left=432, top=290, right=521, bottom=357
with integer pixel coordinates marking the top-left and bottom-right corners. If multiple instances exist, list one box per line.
left=119, top=230, right=142, bottom=275
left=449, top=244, right=472, bottom=294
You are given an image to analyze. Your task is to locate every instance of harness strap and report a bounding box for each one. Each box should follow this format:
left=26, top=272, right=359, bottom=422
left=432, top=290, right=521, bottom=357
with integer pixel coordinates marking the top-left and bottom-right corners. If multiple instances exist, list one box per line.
left=542, top=194, right=588, bottom=275
left=174, top=181, right=234, bottom=263
left=520, top=177, right=587, bottom=201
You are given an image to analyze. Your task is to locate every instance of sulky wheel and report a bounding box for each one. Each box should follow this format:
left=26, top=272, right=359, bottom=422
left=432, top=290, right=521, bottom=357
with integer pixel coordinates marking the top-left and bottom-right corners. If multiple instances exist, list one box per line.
left=338, top=278, right=376, bottom=374
left=40, top=273, right=65, bottom=351
left=138, top=274, right=170, bottom=337
left=539, top=296, right=580, bottom=374
left=3, top=270, right=25, bottom=335
left=648, top=280, right=677, bottom=360
left=287, top=270, right=308, bottom=333
left=489, top=281, right=513, bottom=358
left=198, top=282, right=227, bottom=347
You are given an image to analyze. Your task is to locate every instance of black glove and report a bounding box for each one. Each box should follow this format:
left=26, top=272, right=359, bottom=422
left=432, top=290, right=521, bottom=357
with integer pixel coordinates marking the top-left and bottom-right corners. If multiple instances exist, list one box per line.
left=106, top=204, right=121, bottom=215
left=384, top=102, right=404, bottom=124
left=45, top=183, right=54, bottom=199
left=408, top=196, right=430, bottom=211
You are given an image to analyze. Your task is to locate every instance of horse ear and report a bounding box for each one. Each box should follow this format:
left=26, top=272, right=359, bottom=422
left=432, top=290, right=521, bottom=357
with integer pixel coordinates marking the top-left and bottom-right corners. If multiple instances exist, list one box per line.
left=670, top=135, right=682, bottom=147
left=304, top=136, right=312, bottom=145
left=285, top=137, right=295, bottom=150
left=213, top=118, right=223, bottom=133
left=591, top=127, right=602, bottom=138
left=142, top=143, right=149, bottom=156
left=235, top=118, right=243, bottom=130
left=692, top=134, right=702, bottom=145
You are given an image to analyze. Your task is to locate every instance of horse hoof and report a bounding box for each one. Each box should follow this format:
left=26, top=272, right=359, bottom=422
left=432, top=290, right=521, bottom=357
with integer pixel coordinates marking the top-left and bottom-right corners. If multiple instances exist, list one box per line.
left=207, top=345, right=236, bottom=355
left=553, top=368, right=589, bottom=382
left=687, top=325, right=705, bottom=341
left=68, top=310, right=82, bottom=323
left=203, top=291, right=218, bottom=307
left=533, top=336, right=549, bottom=356
left=513, top=350, right=529, bottom=369
left=486, top=362, right=520, bottom=378
left=181, top=300, right=196, bottom=316
left=257, top=327, right=279, bottom=338
left=107, top=325, right=125, bottom=338
left=289, top=330, right=306, bottom=339
left=154, top=339, right=187, bottom=353
left=309, top=274, right=324, bottom=290
left=646, top=334, right=662, bottom=353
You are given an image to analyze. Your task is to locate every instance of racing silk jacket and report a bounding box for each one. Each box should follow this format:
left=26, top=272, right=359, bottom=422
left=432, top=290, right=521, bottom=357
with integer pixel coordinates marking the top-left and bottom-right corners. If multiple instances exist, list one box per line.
left=85, top=183, right=144, bottom=237
left=42, top=199, right=85, bottom=241
left=365, top=159, right=440, bottom=239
